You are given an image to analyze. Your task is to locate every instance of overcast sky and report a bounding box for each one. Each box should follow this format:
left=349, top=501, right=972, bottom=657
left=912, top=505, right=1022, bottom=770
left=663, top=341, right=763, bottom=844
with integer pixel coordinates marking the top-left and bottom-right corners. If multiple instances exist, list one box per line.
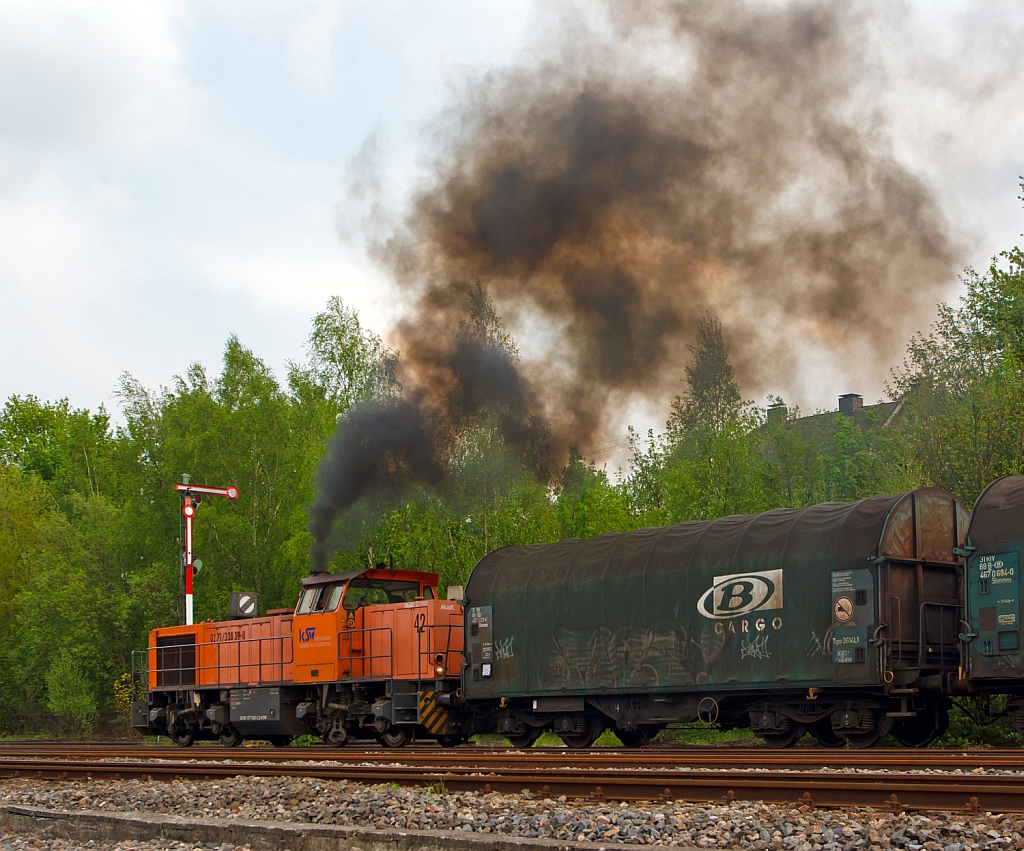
left=2, top=0, right=1023, bottom=437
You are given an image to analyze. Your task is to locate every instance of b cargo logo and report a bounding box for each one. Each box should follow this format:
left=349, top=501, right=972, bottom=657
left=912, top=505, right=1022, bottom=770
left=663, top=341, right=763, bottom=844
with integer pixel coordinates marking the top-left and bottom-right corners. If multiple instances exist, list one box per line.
left=299, top=627, right=316, bottom=642
left=697, top=570, right=783, bottom=619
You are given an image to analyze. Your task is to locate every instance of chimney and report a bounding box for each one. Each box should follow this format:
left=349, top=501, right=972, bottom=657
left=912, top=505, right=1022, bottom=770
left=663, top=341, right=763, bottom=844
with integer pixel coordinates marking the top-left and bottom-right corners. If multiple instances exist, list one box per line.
left=839, top=394, right=863, bottom=417
left=767, top=403, right=787, bottom=426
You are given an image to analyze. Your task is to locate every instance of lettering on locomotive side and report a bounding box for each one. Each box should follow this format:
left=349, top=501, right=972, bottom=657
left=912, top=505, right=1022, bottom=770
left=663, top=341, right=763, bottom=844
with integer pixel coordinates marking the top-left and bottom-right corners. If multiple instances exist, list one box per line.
left=210, top=630, right=246, bottom=642
left=697, top=570, right=784, bottom=620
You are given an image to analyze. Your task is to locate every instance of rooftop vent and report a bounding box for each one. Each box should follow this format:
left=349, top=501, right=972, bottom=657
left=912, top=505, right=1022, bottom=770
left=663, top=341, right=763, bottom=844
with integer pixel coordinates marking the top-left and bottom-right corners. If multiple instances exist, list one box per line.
left=767, top=404, right=787, bottom=426
left=839, top=394, right=863, bottom=417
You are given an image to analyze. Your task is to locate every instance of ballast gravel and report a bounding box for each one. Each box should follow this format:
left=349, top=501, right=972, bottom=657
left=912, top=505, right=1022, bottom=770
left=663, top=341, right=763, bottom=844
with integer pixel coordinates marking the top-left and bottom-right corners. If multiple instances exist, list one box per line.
left=2, top=776, right=1024, bottom=850
left=0, top=840, right=245, bottom=851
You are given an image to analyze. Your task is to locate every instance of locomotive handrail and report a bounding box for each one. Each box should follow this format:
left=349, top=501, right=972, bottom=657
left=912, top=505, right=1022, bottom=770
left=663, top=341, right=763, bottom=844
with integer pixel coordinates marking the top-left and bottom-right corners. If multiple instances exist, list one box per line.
left=337, top=625, right=394, bottom=681
left=144, top=635, right=293, bottom=690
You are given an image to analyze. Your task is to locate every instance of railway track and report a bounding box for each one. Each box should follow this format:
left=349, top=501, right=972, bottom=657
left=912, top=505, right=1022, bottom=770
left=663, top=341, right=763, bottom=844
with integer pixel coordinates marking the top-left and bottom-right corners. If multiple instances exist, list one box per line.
left=0, top=744, right=1018, bottom=772
left=0, top=745, right=1020, bottom=813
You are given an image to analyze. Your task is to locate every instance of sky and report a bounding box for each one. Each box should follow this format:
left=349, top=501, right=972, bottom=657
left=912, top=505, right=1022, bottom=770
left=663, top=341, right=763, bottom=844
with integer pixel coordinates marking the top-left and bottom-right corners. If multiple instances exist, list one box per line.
left=1, top=0, right=1023, bottom=446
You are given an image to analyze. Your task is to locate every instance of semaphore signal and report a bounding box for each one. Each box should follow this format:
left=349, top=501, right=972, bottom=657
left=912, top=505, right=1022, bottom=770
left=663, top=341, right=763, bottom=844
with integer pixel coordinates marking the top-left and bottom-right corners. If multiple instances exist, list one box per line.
left=175, top=475, right=239, bottom=626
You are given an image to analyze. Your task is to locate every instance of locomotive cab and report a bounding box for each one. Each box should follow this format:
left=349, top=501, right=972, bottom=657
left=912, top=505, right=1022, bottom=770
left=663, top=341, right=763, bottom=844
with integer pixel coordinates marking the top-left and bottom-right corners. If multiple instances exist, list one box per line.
left=291, top=566, right=466, bottom=747
left=292, top=567, right=440, bottom=683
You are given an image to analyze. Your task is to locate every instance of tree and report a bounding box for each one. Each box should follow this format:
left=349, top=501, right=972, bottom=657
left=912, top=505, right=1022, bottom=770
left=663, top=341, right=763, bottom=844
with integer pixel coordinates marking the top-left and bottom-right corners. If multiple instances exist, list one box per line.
left=668, top=315, right=742, bottom=433
left=556, top=450, right=633, bottom=539
left=889, top=249, right=1024, bottom=503
left=46, top=655, right=98, bottom=740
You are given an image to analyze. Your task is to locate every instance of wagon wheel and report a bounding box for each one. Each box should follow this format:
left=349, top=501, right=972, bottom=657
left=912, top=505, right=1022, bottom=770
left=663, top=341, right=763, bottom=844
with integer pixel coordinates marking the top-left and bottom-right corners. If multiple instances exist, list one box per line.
left=810, top=718, right=845, bottom=748
left=760, top=722, right=807, bottom=748
left=172, top=727, right=195, bottom=748
left=506, top=727, right=542, bottom=748
left=559, top=716, right=602, bottom=749
left=323, top=727, right=348, bottom=747
left=841, top=712, right=893, bottom=749
left=218, top=726, right=243, bottom=748
left=894, top=704, right=948, bottom=748
left=380, top=725, right=409, bottom=748
left=615, top=725, right=664, bottom=749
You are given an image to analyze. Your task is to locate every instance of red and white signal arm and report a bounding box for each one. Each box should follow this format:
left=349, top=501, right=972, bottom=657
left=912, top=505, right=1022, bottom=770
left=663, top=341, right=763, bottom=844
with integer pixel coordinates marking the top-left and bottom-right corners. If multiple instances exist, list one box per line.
left=176, top=481, right=240, bottom=626
left=175, top=483, right=239, bottom=500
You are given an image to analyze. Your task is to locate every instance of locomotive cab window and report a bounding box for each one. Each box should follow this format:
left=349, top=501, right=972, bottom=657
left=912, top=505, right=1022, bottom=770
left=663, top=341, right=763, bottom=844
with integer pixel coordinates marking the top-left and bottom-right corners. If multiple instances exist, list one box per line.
left=296, top=583, right=344, bottom=614
left=342, top=578, right=423, bottom=610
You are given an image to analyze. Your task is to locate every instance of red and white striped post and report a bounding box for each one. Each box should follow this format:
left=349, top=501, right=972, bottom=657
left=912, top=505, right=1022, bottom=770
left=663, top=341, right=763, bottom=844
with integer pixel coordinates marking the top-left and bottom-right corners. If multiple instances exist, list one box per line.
left=175, top=479, right=239, bottom=626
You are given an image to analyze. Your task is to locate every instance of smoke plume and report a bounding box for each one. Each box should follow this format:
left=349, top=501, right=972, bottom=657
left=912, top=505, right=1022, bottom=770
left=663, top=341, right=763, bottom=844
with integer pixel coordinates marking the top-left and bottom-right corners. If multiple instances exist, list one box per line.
left=310, top=0, right=962, bottom=568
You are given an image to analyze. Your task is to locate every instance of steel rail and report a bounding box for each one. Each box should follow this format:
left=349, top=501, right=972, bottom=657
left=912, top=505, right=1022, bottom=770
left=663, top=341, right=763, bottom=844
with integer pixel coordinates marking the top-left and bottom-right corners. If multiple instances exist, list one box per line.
left=0, top=756, right=1020, bottom=814
left=0, top=745, right=1018, bottom=772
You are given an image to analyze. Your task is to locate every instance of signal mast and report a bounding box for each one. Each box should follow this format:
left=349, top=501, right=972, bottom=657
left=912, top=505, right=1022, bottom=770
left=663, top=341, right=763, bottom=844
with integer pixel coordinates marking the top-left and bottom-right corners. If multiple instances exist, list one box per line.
left=176, top=474, right=239, bottom=625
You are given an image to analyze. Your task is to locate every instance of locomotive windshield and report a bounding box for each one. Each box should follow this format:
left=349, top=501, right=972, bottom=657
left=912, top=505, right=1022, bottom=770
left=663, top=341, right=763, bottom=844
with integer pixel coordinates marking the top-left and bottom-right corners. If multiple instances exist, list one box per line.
left=342, top=578, right=433, bottom=609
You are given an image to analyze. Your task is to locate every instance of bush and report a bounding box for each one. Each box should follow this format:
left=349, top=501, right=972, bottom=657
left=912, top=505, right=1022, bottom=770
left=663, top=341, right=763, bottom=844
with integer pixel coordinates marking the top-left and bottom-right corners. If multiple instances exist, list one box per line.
left=46, top=655, right=98, bottom=740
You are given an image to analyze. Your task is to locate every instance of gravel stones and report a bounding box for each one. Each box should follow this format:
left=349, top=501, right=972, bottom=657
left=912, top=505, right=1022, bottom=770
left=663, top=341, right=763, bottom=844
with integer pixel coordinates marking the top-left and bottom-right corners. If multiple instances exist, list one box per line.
left=0, top=838, right=248, bottom=851
left=2, top=777, right=1024, bottom=848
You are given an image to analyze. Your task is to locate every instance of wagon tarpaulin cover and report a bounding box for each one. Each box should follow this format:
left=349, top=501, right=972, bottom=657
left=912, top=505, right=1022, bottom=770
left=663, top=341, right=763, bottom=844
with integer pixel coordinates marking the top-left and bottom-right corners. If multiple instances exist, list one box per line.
left=464, top=488, right=967, bottom=699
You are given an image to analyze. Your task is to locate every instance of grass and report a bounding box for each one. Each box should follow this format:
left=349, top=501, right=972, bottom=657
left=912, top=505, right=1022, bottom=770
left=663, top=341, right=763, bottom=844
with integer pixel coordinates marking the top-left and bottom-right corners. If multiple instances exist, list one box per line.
left=473, top=724, right=756, bottom=748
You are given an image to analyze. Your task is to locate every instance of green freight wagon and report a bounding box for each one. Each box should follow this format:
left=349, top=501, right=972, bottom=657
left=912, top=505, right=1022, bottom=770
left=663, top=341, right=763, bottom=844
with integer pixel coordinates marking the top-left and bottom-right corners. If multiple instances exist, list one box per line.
left=462, top=488, right=967, bottom=748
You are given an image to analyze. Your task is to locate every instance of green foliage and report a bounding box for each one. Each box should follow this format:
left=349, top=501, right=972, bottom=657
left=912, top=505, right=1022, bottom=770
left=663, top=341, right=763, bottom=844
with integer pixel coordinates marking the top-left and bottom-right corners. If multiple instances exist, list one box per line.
left=935, top=697, right=1023, bottom=748
left=890, top=249, right=1024, bottom=503
left=2, top=231, right=1024, bottom=750
left=45, top=654, right=98, bottom=740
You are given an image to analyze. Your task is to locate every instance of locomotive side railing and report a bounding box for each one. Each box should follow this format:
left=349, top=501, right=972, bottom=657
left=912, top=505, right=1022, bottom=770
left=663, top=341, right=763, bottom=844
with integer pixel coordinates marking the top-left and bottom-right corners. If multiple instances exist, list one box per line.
left=337, top=622, right=462, bottom=683
left=138, top=636, right=293, bottom=691
left=337, top=625, right=394, bottom=680
left=415, top=622, right=463, bottom=682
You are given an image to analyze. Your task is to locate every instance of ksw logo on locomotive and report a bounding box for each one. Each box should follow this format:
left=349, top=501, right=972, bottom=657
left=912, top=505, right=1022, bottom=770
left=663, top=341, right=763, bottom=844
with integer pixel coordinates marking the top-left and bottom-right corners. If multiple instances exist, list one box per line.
left=697, top=570, right=784, bottom=619
left=299, top=627, right=316, bottom=642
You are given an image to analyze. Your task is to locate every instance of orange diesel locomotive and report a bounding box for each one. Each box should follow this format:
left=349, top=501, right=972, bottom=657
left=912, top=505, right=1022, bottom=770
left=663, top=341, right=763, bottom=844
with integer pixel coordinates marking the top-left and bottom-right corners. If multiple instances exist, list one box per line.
left=132, top=566, right=465, bottom=747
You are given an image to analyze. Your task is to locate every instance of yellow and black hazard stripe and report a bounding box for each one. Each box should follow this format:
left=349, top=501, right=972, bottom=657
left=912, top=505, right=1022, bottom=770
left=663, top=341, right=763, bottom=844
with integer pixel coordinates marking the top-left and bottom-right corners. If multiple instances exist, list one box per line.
left=418, top=690, right=452, bottom=735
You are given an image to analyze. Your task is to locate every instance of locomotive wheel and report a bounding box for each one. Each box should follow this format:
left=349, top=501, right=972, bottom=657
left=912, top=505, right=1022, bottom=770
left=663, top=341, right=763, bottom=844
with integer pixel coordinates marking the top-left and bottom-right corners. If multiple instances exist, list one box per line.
left=810, top=718, right=845, bottom=748
left=218, top=727, right=243, bottom=747
left=380, top=726, right=409, bottom=748
left=506, top=727, right=542, bottom=748
left=760, top=722, right=807, bottom=748
left=436, top=734, right=466, bottom=748
left=894, top=705, right=948, bottom=748
left=172, top=728, right=195, bottom=748
left=615, top=725, right=663, bottom=748
left=559, top=716, right=602, bottom=749
left=841, top=712, right=893, bottom=749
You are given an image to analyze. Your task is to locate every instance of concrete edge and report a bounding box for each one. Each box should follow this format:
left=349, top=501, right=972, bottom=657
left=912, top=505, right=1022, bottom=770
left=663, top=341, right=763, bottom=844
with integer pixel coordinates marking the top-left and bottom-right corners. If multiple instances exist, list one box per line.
left=0, top=805, right=700, bottom=851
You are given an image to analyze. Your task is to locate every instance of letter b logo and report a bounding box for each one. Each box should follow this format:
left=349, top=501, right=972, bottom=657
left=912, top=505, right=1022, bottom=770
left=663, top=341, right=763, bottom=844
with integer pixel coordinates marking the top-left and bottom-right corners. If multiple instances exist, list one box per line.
left=717, top=581, right=755, bottom=612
